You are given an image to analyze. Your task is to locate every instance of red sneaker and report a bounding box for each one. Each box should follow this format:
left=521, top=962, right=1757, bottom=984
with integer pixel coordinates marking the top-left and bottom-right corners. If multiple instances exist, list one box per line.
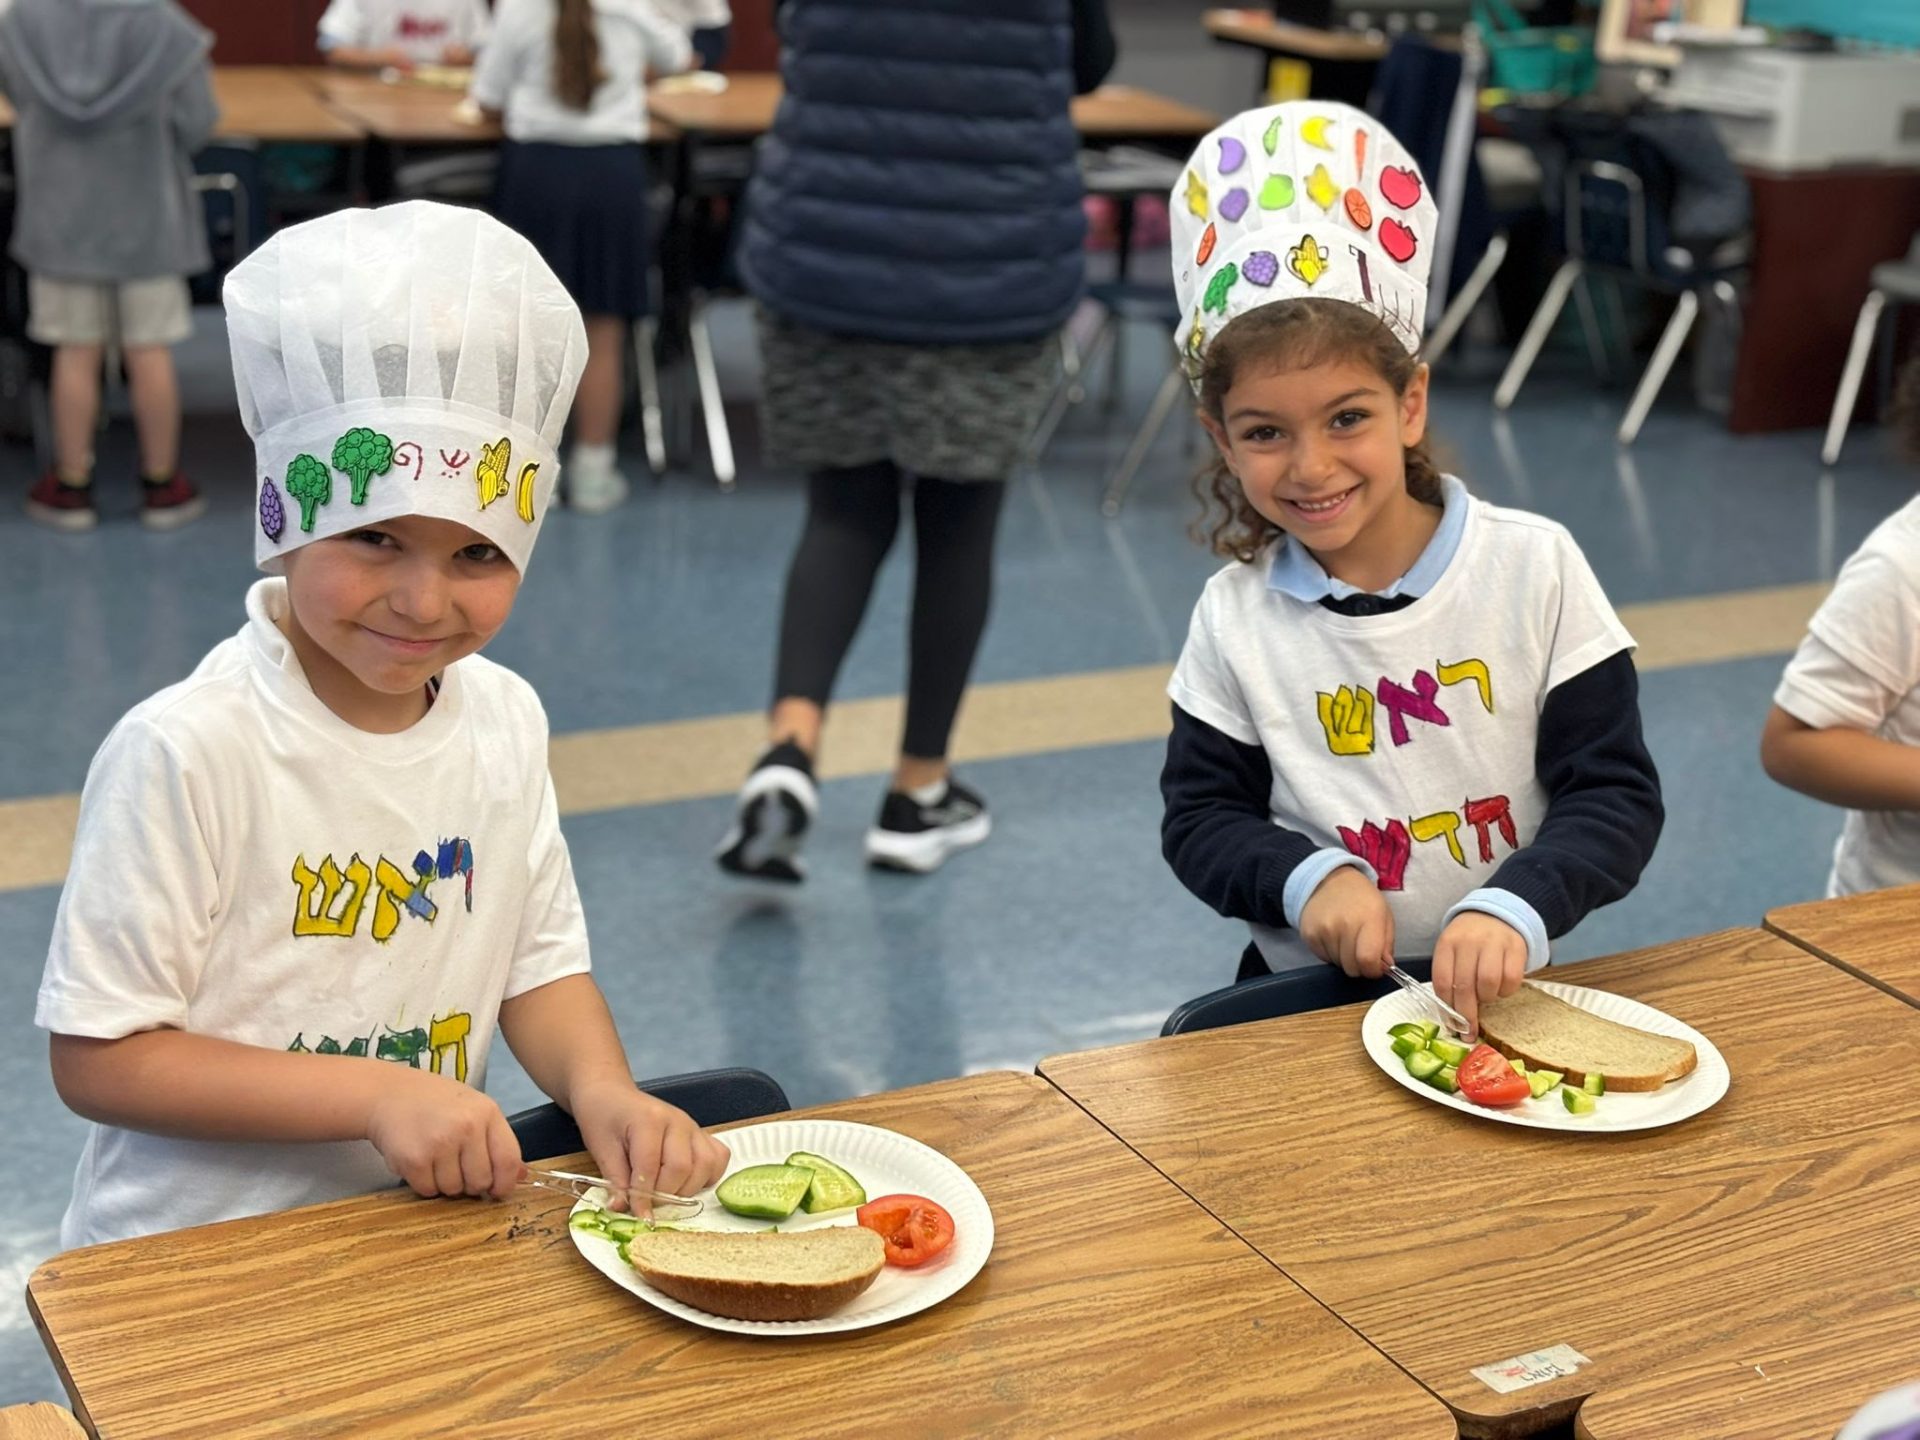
left=24, top=470, right=99, bottom=532
left=139, top=472, right=208, bottom=531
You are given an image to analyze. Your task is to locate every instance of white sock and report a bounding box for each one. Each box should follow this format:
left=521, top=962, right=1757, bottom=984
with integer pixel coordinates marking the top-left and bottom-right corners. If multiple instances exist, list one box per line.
left=906, top=778, right=948, bottom=805
left=570, top=441, right=616, bottom=472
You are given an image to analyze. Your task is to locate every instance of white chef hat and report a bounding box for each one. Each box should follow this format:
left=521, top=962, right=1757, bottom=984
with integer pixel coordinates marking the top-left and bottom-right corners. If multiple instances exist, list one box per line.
left=224, top=201, right=589, bottom=575
left=1170, top=102, right=1440, bottom=388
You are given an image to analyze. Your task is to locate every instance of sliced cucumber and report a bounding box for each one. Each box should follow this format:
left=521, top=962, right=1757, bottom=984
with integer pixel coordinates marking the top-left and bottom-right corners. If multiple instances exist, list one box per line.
left=1429, top=1036, right=1471, bottom=1067
left=784, top=1151, right=867, bottom=1213
left=1387, top=1021, right=1426, bottom=1041
left=1526, top=1072, right=1556, bottom=1100
left=1430, top=1064, right=1459, bottom=1095
left=1562, top=1087, right=1596, bottom=1115
left=1583, top=1074, right=1606, bottom=1096
left=1405, top=1049, right=1445, bottom=1082
left=1533, top=1069, right=1564, bottom=1091
left=1509, top=1057, right=1528, bottom=1077
left=715, top=1163, right=815, bottom=1219
left=1390, top=1033, right=1427, bottom=1059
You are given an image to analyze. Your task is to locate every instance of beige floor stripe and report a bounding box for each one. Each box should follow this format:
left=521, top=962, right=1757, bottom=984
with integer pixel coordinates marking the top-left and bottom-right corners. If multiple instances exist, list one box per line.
left=0, top=581, right=1831, bottom=894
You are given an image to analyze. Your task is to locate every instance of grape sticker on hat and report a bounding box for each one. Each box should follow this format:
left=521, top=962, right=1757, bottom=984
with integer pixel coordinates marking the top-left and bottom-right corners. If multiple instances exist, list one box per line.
left=1171, top=102, right=1441, bottom=386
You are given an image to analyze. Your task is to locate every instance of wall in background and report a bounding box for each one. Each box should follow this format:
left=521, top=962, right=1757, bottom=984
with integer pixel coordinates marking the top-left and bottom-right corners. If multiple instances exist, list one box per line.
left=1746, top=0, right=1920, bottom=47
left=181, top=0, right=328, bottom=64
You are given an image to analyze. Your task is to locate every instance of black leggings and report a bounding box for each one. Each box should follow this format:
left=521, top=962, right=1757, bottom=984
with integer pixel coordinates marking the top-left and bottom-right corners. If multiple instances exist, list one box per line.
left=773, top=460, right=1007, bottom=760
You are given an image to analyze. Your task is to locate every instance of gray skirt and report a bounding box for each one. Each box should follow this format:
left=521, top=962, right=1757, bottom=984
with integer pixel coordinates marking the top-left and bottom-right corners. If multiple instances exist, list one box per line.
left=755, top=306, right=1060, bottom=482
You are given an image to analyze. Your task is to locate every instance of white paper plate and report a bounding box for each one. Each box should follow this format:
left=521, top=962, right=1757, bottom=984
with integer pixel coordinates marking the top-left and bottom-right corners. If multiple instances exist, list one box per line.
left=1361, top=980, right=1729, bottom=1133
left=568, top=1118, right=993, bottom=1335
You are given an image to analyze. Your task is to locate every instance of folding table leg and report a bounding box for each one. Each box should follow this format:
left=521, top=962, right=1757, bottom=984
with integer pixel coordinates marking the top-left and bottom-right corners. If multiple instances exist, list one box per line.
left=688, top=300, right=734, bottom=492
left=1102, top=364, right=1187, bottom=517
left=633, top=317, right=667, bottom=476
left=1495, top=257, right=1581, bottom=411
left=1423, top=232, right=1507, bottom=367
left=1822, top=289, right=1887, bottom=467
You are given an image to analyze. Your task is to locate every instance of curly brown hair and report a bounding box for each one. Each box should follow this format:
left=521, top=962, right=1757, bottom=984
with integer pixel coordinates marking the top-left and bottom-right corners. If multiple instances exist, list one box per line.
left=1190, top=299, right=1444, bottom=563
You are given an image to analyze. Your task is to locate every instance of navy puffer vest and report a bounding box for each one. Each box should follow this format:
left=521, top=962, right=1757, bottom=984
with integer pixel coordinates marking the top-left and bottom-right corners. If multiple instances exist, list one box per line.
left=738, top=0, right=1086, bottom=346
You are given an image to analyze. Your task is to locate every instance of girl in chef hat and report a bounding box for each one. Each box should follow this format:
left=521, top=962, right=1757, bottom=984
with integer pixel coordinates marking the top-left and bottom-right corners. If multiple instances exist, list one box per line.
left=36, top=202, right=729, bottom=1250
left=1158, top=103, right=1664, bottom=1033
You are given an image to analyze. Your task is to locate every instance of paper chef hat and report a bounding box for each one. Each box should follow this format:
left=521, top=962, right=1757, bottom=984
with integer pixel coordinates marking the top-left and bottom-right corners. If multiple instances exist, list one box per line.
left=1170, top=102, right=1440, bottom=387
left=224, top=201, right=589, bottom=575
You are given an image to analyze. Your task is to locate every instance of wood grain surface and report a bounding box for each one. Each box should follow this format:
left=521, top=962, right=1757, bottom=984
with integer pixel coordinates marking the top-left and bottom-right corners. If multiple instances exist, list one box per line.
left=645, top=73, right=1215, bottom=142
left=0, top=1405, right=86, bottom=1440
left=309, top=71, right=501, bottom=144
left=1766, top=882, right=1920, bottom=1008
left=0, top=68, right=362, bottom=142
left=1040, top=930, right=1920, bottom=1439
left=29, top=1072, right=1454, bottom=1439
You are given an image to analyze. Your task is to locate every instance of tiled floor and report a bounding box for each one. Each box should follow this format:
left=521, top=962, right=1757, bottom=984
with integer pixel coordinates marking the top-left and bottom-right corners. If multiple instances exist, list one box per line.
left=0, top=294, right=1910, bottom=1406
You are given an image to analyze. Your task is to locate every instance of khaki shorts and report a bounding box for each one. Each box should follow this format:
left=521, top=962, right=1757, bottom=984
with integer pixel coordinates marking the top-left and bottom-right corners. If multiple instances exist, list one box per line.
left=27, top=274, right=193, bottom=348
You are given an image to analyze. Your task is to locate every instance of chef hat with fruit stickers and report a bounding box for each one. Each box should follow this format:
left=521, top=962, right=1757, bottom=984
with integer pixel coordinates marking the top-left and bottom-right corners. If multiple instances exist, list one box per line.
left=1171, top=101, right=1440, bottom=387
left=224, top=201, right=588, bottom=576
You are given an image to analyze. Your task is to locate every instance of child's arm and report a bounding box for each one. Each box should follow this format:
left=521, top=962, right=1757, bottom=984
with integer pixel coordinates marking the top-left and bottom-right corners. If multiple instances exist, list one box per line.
left=1761, top=703, right=1920, bottom=809
left=1161, top=703, right=1394, bottom=975
left=498, top=974, right=729, bottom=1208
left=1434, top=649, right=1663, bottom=1026
left=49, top=1030, right=523, bottom=1199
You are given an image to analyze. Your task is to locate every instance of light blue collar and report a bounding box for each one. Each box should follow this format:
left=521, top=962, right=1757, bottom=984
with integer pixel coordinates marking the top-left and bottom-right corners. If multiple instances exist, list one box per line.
left=1266, top=474, right=1468, bottom=603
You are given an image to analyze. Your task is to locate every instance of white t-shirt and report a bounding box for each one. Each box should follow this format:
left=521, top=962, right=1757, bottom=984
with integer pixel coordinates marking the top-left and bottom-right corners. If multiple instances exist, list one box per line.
left=471, top=0, right=691, bottom=145
left=1774, top=494, right=1920, bottom=898
left=37, top=579, right=591, bottom=1249
left=1170, top=494, right=1634, bottom=968
left=317, top=0, right=492, bottom=63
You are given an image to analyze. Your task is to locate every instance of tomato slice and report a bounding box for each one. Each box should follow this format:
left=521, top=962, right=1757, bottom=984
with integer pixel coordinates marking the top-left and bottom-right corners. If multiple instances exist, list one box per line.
left=1456, top=1044, right=1531, bottom=1107
left=855, top=1193, right=956, bottom=1268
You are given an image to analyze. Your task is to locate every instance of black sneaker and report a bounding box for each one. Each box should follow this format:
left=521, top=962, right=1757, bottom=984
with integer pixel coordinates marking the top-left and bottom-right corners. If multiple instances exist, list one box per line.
left=865, top=777, right=991, bottom=873
left=715, top=741, right=819, bottom=883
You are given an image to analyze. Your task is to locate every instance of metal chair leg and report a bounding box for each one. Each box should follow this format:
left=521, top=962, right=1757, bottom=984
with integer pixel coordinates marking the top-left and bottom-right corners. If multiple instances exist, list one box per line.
left=1617, top=287, right=1699, bottom=445
left=1822, top=289, right=1887, bottom=466
left=1423, top=232, right=1507, bottom=367
left=1572, top=272, right=1609, bottom=380
left=687, top=299, right=735, bottom=492
left=1102, top=364, right=1187, bottom=517
left=633, top=316, right=667, bottom=476
left=1024, top=311, right=1113, bottom=471
left=1494, top=258, right=1580, bottom=411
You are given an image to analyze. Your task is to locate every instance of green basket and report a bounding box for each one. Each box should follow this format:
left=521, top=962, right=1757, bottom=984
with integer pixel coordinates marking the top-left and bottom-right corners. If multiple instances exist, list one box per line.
left=1472, top=0, right=1596, bottom=98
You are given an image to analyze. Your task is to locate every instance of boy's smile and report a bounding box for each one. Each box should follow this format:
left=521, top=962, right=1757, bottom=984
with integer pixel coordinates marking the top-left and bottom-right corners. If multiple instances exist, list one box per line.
left=277, top=514, right=521, bottom=733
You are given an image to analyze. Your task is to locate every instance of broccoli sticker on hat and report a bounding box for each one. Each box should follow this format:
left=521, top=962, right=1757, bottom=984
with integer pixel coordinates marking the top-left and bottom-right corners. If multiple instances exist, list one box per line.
left=1202, top=262, right=1239, bottom=315
left=332, top=428, right=394, bottom=506
left=476, top=437, right=512, bottom=509
left=284, top=454, right=332, bottom=533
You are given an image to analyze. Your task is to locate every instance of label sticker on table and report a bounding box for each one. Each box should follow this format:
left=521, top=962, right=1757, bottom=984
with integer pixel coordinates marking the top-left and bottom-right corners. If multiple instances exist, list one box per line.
left=1471, top=1344, right=1592, bottom=1394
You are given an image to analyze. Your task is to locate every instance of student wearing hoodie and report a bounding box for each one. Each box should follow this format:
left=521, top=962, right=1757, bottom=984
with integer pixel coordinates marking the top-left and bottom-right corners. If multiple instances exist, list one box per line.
left=0, top=0, right=217, bottom=532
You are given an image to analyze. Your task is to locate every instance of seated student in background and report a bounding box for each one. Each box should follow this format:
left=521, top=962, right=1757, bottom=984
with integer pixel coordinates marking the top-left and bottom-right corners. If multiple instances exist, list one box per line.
left=319, top=0, right=492, bottom=68
left=1763, top=360, right=1920, bottom=898
left=647, top=0, right=731, bottom=70
left=36, top=203, right=727, bottom=1249
left=472, top=0, right=692, bottom=513
left=1159, top=102, right=1664, bottom=1030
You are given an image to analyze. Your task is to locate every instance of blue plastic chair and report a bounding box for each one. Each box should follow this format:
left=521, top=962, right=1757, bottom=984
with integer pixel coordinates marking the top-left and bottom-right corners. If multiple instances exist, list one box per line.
left=1162, top=958, right=1435, bottom=1037
left=507, top=1066, right=791, bottom=1162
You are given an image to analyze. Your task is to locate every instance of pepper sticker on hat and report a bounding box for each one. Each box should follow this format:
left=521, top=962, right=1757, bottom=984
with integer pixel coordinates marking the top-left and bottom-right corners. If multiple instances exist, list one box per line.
left=1171, top=101, right=1440, bottom=387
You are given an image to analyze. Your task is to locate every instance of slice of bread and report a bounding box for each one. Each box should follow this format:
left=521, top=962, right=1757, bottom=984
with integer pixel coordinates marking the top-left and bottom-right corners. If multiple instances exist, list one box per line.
left=625, top=1226, right=886, bottom=1322
left=1477, top=984, right=1698, bottom=1092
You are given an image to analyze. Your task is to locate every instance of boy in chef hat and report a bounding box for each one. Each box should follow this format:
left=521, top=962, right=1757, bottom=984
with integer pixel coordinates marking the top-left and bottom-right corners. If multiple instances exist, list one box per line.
left=1160, top=104, right=1663, bottom=1033
left=37, top=202, right=730, bottom=1249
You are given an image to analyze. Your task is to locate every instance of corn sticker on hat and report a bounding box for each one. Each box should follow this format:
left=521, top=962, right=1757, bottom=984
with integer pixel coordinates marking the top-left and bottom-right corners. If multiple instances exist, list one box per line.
left=1170, top=102, right=1440, bottom=387
left=224, top=201, right=589, bottom=576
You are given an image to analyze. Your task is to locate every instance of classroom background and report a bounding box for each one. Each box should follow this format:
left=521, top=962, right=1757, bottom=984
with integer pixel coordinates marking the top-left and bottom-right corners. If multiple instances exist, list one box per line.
left=3, top=0, right=1920, bottom=1430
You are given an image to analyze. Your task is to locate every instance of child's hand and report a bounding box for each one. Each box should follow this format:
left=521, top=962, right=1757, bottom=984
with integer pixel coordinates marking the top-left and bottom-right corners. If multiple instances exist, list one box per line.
left=1298, top=865, right=1395, bottom=979
left=1433, top=911, right=1528, bottom=1034
left=569, top=1080, right=731, bottom=1216
left=365, top=1067, right=522, bottom=1201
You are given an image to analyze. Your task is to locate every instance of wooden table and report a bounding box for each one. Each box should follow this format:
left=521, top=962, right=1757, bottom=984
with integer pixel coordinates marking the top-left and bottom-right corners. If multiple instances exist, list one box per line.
left=646, top=72, right=1216, bottom=144
left=308, top=69, right=504, bottom=145
left=28, top=1072, right=1455, bottom=1439
left=1766, top=881, right=1920, bottom=1007
left=1041, top=930, right=1920, bottom=1439
left=0, top=68, right=363, bottom=143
